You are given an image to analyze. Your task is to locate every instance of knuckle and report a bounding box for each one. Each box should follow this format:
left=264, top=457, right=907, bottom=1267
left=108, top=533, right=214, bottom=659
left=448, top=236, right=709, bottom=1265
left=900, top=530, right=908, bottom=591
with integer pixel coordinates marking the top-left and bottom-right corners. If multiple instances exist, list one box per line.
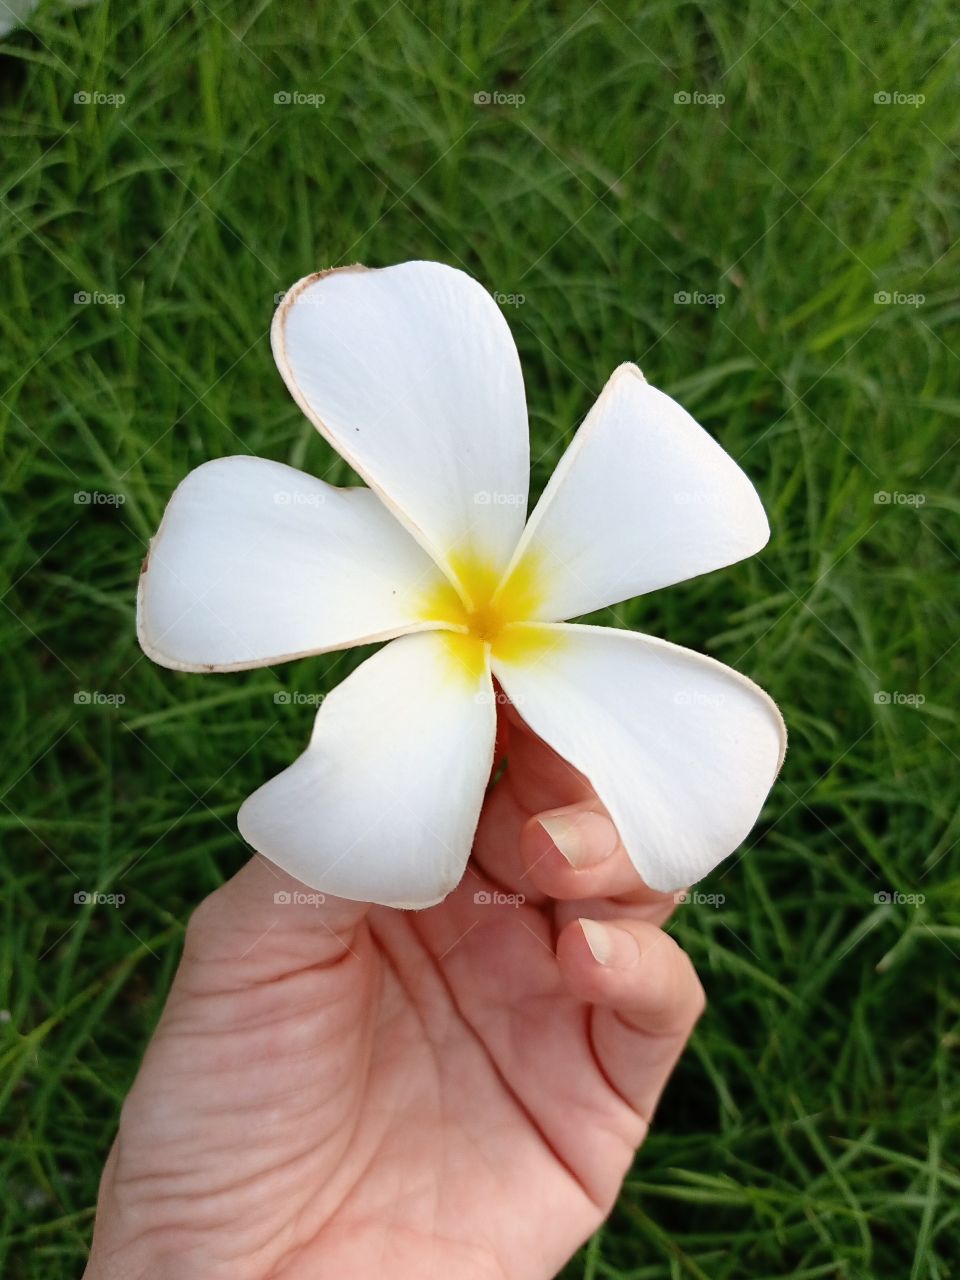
left=181, top=891, right=226, bottom=958
left=662, top=940, right=706, bottom=1027
left=688, top=970, right=708, bottom=1022
left=673, top=948, right=707, bottom=1023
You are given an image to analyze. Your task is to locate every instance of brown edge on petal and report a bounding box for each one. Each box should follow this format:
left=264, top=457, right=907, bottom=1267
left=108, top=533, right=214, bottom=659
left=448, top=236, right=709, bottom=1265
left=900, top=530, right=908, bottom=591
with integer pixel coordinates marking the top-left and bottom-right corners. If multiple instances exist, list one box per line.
left=495, top=363, right=648, bottom=590
left=271, top=262, right=370, bottom=369
left=496, top=359, right=770, bottom=595
left=493, top=621, right=788, bottom=895
left=134, top=454, right=452, bottom=674
left=270, top=264, right=461, bottom=590
left=540, top=620, right=789, bottom=775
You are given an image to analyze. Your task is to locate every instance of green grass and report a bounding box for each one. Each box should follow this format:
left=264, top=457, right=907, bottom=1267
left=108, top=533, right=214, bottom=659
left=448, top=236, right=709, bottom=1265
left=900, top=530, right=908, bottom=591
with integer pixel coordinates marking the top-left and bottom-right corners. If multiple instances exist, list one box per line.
left=1, top=1, right=958, bottom=1275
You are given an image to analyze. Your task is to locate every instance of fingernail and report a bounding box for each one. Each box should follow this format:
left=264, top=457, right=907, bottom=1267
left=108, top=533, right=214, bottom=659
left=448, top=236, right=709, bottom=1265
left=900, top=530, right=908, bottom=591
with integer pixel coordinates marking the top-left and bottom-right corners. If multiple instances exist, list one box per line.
left=538, top=811, right=618, bottom=869
left=578, top=918, right=641, bottom=969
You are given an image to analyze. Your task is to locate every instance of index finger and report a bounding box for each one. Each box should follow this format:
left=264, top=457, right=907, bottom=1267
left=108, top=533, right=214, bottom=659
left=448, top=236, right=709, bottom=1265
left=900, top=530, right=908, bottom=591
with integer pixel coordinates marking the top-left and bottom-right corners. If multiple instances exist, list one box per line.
left=474, top=698, right=678, bottom=916
left=519, top=799, right=679, bottom=911
left=468, top=694, right=591, bottom=896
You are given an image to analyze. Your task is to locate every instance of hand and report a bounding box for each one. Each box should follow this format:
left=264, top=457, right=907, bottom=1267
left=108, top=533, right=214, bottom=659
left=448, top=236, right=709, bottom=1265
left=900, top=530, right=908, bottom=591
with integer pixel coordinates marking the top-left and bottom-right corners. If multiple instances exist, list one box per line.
left=85, top=708, right=705, bottom=1280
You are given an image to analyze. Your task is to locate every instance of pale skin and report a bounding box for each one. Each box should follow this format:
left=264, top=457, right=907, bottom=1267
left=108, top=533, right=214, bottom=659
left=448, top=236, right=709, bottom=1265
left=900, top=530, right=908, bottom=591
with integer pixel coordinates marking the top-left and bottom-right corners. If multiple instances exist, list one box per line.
left=85, top=708, right=706, bottom=1280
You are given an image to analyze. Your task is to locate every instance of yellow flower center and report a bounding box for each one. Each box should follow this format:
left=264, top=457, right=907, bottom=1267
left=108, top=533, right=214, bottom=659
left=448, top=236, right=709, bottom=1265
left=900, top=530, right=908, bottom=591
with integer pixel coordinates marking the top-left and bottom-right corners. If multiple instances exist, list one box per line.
left=419, top=549, right=556, bottom=679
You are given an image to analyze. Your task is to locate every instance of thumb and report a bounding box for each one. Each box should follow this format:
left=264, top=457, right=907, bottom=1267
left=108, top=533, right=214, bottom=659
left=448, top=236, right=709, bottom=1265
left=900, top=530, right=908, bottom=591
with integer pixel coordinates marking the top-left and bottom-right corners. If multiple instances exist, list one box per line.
left=177, top=854, right=372, bottom=993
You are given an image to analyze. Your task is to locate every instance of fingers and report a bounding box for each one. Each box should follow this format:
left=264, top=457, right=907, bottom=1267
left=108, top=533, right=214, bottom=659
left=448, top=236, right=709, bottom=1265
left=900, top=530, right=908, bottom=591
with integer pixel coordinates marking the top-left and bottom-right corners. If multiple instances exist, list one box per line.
left=556, top=917, right=706, bottom=1126
left=474, top=703, right=678, bottom=919
left=519, top=800, right=678, bottom=920
left=470, top=700, right=591, bottom=895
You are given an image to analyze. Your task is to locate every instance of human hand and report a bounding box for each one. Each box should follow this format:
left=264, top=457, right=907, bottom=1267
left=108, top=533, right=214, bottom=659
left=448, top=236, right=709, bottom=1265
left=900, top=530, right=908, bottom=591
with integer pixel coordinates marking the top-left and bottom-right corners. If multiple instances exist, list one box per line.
left=85, top=708, right=705, bottom=1280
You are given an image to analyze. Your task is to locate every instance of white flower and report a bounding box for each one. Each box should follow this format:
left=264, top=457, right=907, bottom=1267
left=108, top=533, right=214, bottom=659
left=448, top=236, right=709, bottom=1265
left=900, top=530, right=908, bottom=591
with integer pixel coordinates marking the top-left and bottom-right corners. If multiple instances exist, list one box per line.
left=138, top=261, right=786, bottom=908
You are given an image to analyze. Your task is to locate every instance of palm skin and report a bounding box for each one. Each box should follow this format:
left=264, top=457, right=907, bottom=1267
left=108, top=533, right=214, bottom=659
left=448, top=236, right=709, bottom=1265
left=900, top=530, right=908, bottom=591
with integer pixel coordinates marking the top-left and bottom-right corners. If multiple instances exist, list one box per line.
left=85, top=713, right=705, bottom=1280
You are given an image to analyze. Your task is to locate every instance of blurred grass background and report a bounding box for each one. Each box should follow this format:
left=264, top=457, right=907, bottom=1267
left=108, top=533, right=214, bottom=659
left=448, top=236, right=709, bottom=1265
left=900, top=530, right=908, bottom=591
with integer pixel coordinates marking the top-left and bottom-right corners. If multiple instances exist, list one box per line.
left=1, top=1, right=958, bottom=1276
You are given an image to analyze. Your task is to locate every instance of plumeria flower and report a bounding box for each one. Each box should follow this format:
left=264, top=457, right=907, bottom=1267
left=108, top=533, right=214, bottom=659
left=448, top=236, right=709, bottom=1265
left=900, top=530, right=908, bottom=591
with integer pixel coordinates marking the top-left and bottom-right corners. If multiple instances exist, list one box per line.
left=138, top=261, right=786, bottom=908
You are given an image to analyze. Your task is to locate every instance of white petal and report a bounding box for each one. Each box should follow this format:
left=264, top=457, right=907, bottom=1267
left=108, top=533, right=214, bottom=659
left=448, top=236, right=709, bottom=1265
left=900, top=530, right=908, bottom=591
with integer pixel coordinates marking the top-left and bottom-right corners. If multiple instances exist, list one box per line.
left=138, top=456, right=452, bottom=672
left=273, top=262, right=529, bottom=589
left=492, top=623, right=786, bottom=891
left=238, top=631, right=496, bottom=908
left=503, top=364, right=770, bottom=621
